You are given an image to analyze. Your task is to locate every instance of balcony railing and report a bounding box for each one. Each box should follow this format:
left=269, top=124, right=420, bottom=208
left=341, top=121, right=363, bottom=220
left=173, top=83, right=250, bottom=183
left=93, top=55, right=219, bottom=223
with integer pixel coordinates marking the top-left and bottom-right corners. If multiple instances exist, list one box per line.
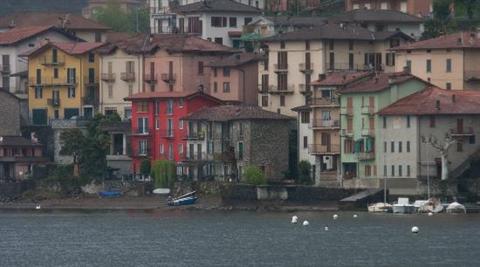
left=340, top=106, right=353, bottom=116
left=160, top=73, right=176, bottom=83
left=134, top=147, right=151, bottom=157
left=28, top=78, right=76, bottom=87
left=183, top=132, right=205, bottom=140
left=82, top=95, right=99, bottom=106
left=121, top=72, right=136, bottom=82
left=268, top=84, right=295, bottom=94
left=47, top=98, right=60, bottom=107
left=273, top=64, right=288, bottom=73
left=357, top=152, right=375, bottom=161
left=450, top=127, right=475, bottom=137
left=361, top=105, right=375, bottom=115
left=311, top=97, right=339, bottom=106
left=340, top=129, right=353, bottom=137
left=361, top=128, right=375, bottom=137
left=159, top=129, right=175, bottom=138
left=311, top=119, right=340, bottom=129
left=84, top=76, right=98, bottom=86
left=0, top=64, right=11, bottom=74
left=184, top=152, right=208, bottom=161
left=299, top=63, right=314, bottom=74
left=308, top=144, right=340, bottom=154
left=144, top=73, right=158, bottom=83
left=101, top=73, right=116, bottom=82
left=133, top=128, right=151, bottom=135
left=298, top=84, right=312, bottom=94
left=150, top=6, right=174, bottom=16
left=41, top=55, right=65, bottom=66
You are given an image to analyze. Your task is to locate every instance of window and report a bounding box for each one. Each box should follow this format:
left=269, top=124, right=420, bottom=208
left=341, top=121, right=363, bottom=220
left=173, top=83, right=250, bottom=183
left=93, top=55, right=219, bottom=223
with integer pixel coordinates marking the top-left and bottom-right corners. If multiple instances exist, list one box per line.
left=178, top=98, right=184, bottom=107
left=329, top=52, right=335, bottom=70
left=124, top=107, right=131, bottom=119
left=54, top=109, right=59, bottom=119
left=398, top=141, right=402, bottom=153
left=457, top=142, right=463, bottom=152
left=386, top=53, right=395, bottom=66
left=303, top=136, right=308, bottom=149
left=469, top=135, right=476, bottom=144
left=261, top=95, right=268, bottom=107
left=446, top=82, right=452, bottom=90
left=211, top=16, right=227, bottom=27
left=95, top=32, right=101, bottom=42
left=198, top=61, right=204, bottom=75
left=398, top=165, right=403, bottom=177
left=301, top=111, right=310, bottom=124
left=383, top=117, right=387, bottom=128
left=213, top=68, right=217, bottom=77
left=53, top=68, right=59, bottom=79
left=179, top=120, right=184, bottom=129
left=348, top=40, right=354, bottom=50
left=137, top=117, right=148, bottom=134
left=88, top=52, right=95, bottom=63
left=167, top=99, right=173, bottom=114
left=344, top=139, right=354, bottom=153
left=238, top=142, right=244, bottom=160
left=406, top=116, right=410, bottom=128
left=160, top=144, right=164, bottom=154
left=280, top=95, right=285, bottom=106
left=384, top=141, right=387, bottom=153
left=429, top=116, right=435, bottom=128
left=154, top=101, right=160, bottom=115
left=407, top=165, right=411, bottom=177
left=329, top=40, right=334, bottom=50
left=446, top=58, right=452, bottom=72
left=229, top=17, right=237, bottom=27
left=167, top=119, right=174, bottom=136
left=383, top=165, right=387, bottom=176
left=213, top=82, right=218, bottom=92
left=426, top=59, right=431, bottom=73
left=223, top=82, right=230, bottom=92
left=214, top=37, right=223, bottom=44
left=35, top=86, right=43, bottom=98
left=137, top=102, right=148, bottom=112
left=280, top=41, right=285, bottom=49
left=365, top=165, right=371, bottom=177
left=68, top=86, right=76, bottom=98
left=155, top=118, right=159, bottom=129
left=391, top=165, right=395, bottom=176
left=52, top=48, right=58, bottom=63
left=128, top=84, right=133, bottom=96
left=391, top=141, right=395, bottom=153
left=405, top=60, right=412, bottom=71
left=178, top=144, right=184, bottom=155
left=406, top=141, right=410, bottom=152
left=108, top=85, right=113, bottom=98
left=305, top=40, right=310, bottom=50
left=244, top=17, right=252, bottom=25
left=139, top=140, right=148, bottom=156
left=223, top=67, right=230, bottom=77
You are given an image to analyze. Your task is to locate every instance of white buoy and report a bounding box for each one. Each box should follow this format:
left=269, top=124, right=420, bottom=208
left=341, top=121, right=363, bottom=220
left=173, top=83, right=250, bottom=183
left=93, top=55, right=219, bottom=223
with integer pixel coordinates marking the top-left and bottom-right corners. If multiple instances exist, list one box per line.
left=35, top=204, right=41, bottom=210
left=428, top=212, right=433, bottom=216
left=291, top=215, right=298, bottom=224
left=411, top=226, right=419, bottom=234
left=353, top=214, right=358, bottom=218
left=302, top=220, right=309, bottom=226
left=324, top=226, right=329, bottom=231
left=333, top=214, right=338, bottom=220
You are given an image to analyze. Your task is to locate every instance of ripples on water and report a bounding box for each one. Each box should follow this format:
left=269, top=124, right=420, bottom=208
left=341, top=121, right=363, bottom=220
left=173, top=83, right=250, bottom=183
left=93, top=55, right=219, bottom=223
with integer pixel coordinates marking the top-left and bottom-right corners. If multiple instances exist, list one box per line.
left=0, top=211, right=479, bottom=267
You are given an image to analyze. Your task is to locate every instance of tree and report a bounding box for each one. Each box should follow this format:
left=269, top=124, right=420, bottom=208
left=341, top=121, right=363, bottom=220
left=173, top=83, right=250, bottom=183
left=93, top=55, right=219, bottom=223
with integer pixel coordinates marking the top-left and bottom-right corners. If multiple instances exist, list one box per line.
left=151, top=160, right=176, bottom=188
left=422, top=134, right=456, bottom=181
left=243, top=165, right=267, bottom=185
left=93, top=0, right=150, bottom=33
left=59, top=128, right=85, bottom=177
left=297, top=160, right=313, bottom=185
left=140, top=159, right=151, bottom=177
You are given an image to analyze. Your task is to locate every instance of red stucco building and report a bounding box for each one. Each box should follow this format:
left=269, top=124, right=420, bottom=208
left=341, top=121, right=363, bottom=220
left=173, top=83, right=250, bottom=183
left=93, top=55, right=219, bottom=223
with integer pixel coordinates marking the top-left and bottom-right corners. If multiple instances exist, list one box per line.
left=126, top=91, right=222, bottom=173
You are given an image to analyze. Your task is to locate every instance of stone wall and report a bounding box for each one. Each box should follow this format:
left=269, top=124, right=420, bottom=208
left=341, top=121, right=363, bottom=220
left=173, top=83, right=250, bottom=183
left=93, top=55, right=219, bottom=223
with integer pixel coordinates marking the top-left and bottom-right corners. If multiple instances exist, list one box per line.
left=0, top=90, right=20, bottom=136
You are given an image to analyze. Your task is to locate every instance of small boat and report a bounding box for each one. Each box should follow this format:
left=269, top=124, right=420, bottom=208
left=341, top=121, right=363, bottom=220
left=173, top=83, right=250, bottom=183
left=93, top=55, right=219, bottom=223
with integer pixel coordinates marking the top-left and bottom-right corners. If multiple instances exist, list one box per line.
left=168, top=196, right=198, bottom=206
left=153, top=188, right=171, bottom=195
left=99, top=191, right=122, bottom=198
left=446, top=202, right=466, bottom=214
left=417, top=198, right=444, bottom=213
left=174, top=191, right=197, bottom=200
left=368, top=202, right=392, bottom=213
left=392, top=197, right=415, bottom=214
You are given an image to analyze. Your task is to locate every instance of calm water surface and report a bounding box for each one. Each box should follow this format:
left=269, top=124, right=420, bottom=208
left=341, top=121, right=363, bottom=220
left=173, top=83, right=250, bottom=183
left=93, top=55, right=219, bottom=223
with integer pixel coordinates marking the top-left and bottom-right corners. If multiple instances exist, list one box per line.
left=0, top=211, right=479, bottom=266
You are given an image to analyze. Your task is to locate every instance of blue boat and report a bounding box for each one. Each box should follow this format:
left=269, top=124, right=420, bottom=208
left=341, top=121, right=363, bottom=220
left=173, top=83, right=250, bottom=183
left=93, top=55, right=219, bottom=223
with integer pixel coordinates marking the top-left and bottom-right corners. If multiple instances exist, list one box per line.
left=98, top=191, right=122, bottom=198
left=167, top=191, right=199, bottom=206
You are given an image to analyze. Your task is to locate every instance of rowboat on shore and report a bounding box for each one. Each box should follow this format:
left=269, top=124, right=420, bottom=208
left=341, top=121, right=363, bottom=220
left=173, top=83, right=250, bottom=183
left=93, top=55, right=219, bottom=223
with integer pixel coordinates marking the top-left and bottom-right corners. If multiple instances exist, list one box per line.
left=98, top=191, right=122, bottom=198
left=167, top=191, right=198, bottom=206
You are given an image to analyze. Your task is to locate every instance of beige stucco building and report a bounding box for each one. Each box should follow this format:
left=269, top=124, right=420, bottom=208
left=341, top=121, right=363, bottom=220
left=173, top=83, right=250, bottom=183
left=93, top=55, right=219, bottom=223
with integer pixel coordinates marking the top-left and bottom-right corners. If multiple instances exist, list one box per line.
left=260, top=23, right=413, bottom=117
left=393, top=32, right=480, bottom=91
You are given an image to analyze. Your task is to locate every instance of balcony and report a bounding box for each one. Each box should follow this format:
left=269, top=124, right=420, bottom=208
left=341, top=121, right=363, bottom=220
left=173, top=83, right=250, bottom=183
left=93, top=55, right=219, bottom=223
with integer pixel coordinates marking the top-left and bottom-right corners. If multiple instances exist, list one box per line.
left=357, top=152, right=375, bottom=161
left=268, top=84, right=295, bottom=94
left=273, top=64, right=288, bottom=73
left=340, top=129, right=353, bottom=137
left=144, top=73, right=158, bottom=83
left=308, top=144, right=340, bottom=154
left=361, top=128, right=375, bottom=137
left=150, top=6, right=174, bottom=17
left=28, top=78, right=76, bottom=87
left=82, top=95, right=98, bottom=106
left=134, top=147, right=151, bottom=157
left=41, top=56, right=65, bottom=66
left=361, top=105, right=375, bottom=115
left=47, top=98, right=60, bottom=107
left=184, top=152, right=208, bottom=161
left=299, top=63, right=314, bottom=74
left=183, top=132, right=205, bottom=140
left=120, top=72, right=136, bottom=82
left=84, top=76, right=99, bottom=87
left=133, top=128, right=151, bottom=136
left=450, top=127, right=475, bottom=137
left=258, top=84, right=269, bottom=94
left=0, top=64, right=10, bottom=74
left=101, top=73, right=116, bottom=82
left=159, top=129, right=175, bottom=138
left=298, top=84, right=312, bottom=95
left=312, top=119, right=340, bottom=129
left=340, top=106, right=353, bottom=116
left=160, top=73, right=176, bottom=83
left=311, top=97, right=339, bottom=107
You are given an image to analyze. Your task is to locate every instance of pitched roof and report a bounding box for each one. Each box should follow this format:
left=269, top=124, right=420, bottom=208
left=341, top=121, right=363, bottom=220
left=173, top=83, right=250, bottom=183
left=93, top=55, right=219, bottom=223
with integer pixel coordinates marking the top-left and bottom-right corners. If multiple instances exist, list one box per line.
left=125, top=91, right=223, bottom=103
left=207, top=53, right=261, bottom=67
left=184, top=105, right=293, bottom=121
left=264, top=23, right=413, bottom=42
left=144, top=34, right=234, bottom=53
left=21, top=42, right=105, bottom=57
left=338, top=72, right=423, bottom=94
left=263, top=16, right=327, bottom=27
left=312, top=71, right=372, bottom=86
left=392, top=32, right=480, bottom=50
left=174, top=0, right=261, bottom=14
left=0, top=136, right=42, bottom=147
left=0, top=26, right=81, bottom=46
left=0, top=12, right=110, bottom=31
left=332, top=9, right=424, bottom=23
left=379, top=87, right=480, bottom=116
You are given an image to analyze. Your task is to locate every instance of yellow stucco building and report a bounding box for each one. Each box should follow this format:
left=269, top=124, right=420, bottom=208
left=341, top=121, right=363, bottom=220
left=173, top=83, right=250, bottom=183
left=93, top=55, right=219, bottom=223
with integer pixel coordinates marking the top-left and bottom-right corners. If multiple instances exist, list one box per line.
left=25, top=42, right=104, bottom=125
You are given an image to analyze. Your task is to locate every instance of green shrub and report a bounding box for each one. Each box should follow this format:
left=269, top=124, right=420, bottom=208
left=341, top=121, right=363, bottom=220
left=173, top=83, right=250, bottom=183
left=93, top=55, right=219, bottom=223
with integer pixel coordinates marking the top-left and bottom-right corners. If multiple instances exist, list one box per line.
left=140, top=159, right=151, bottom=176
left=151, top=160, right=176, bottom=188
left=297, top=160, right=313, bottom=185
left=243, top=165, right=267, bottom=186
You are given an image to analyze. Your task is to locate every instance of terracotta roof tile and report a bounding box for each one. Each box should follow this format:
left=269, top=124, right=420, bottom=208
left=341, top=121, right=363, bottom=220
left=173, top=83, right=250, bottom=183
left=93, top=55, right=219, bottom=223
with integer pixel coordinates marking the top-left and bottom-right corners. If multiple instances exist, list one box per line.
left=125, top=91, right=223, bottom=103
left=207, top=53, right=261, bottom=67
left=0, top=12, right=110, bottom=30
left=379, top=86, right=480, bottom=116
left=22, top=42, right=105, bottom=56
left=392, top=32, right=480, bottom=50
left=0, top=26, right=58, bottom=45
left=184, top=105, right=293, bottom=121
left=332, top=9, right=424, bottom=23
left=174, top=0, right=261, bottom=14
left=338, top=72, right=421, bottom=94
left=312, top=71, right=372, bottom=86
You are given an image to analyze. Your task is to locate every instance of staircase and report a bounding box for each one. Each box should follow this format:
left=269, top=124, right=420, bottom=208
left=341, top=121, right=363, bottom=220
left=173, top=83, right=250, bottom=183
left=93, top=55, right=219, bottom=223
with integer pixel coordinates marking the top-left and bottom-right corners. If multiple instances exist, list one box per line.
left=450, top=148, right=480, bottom=179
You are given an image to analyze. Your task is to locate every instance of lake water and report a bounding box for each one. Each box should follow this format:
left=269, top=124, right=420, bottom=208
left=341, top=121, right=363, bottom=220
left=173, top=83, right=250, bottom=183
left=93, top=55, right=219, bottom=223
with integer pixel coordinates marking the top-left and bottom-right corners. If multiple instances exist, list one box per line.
left=0, top=211, right=479, bottom=266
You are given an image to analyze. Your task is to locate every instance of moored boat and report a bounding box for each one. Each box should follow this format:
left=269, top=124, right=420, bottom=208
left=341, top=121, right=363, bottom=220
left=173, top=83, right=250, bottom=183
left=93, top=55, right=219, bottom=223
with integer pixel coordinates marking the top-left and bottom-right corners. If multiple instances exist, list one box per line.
left=168, top=196, right=198, bottom=206
left=368, top=202, right=392, bottom=213
left=446, top=202, right=466, bottom=214
left=392, top=198, right=415, bottom=214
left=99, top=191, right=122, bottom=198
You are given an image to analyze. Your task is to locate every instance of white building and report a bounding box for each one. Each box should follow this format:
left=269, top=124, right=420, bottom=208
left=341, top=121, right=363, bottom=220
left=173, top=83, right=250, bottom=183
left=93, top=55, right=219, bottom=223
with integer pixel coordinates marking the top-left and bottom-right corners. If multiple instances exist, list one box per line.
left=150, top=0, right=262, bottom=47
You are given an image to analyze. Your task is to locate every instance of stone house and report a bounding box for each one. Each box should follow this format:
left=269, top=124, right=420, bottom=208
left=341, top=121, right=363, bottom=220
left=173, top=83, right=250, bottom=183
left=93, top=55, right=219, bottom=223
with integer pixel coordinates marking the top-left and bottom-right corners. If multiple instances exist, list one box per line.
left=0, top=90, right=21, bottom=136
left=181, top=105, right=292, bottom=182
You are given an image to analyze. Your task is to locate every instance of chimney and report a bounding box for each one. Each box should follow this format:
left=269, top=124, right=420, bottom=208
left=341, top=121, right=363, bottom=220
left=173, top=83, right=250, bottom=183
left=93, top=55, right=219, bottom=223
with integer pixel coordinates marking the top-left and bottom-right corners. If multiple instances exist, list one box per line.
left=436, top=100, right=440, bottom=110
left=452, top=94, right=456, bottom=103
left=318, top=73, right=326, bottom=81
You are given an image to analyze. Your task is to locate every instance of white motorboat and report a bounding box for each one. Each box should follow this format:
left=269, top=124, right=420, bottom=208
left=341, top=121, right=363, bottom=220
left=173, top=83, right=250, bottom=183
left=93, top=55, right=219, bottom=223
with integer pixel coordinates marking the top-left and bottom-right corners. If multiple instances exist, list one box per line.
left=446, top=202, right=466, bottom=214
left=416, top=198, right=444, bottom=213
left=368, top=202, right=392, bottom=213
left=392, top=198, right=415, bottom=214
